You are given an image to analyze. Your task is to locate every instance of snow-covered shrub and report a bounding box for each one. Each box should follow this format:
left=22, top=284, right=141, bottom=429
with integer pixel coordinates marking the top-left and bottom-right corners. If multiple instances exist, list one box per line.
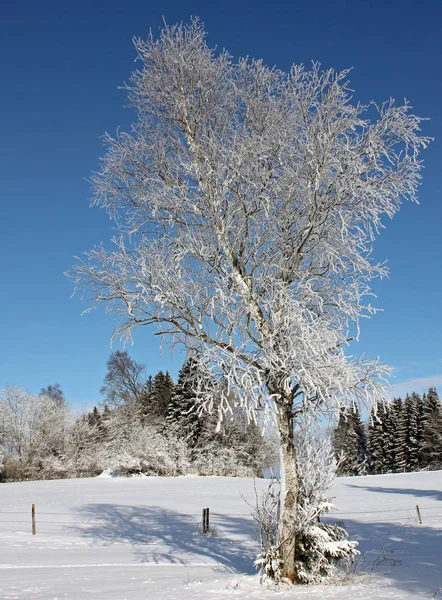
left=193, top=441, right=255, bottom=477
left=252, top=479, right=283, bottom=581
left=25, top=455, right=72, bottom=481
left=2, top=454, right=26, bottom=481
left=95, top=423, right=191, bottom=477
left=291, top=420, right=359, bottom=583
left=65, top=414, right=103, bottom=477
left=254, top=418, right=358, bottom=584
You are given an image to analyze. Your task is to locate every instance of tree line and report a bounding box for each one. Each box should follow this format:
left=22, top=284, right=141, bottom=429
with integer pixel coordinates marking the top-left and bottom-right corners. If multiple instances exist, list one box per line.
left=0, top=352, right=276, bottom=482
left=333, top=387, right=442, bottom=475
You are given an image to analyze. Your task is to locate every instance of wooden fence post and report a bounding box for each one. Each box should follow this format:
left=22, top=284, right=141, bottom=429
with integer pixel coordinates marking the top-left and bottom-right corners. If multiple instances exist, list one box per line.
left=416, top=504, right=422, bottom=525
left=202, top=507, right=209, bottom=533
left=32, top=504, right=36, bottom=535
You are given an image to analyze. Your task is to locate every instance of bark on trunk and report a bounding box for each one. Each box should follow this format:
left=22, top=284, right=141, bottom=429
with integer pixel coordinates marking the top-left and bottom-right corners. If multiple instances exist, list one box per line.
left=277, top=401, right=298, bottom=581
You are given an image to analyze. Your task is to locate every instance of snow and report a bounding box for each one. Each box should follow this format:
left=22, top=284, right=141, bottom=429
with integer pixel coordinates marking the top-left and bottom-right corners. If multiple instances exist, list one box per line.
left=0, top=471, right=441, bottom=599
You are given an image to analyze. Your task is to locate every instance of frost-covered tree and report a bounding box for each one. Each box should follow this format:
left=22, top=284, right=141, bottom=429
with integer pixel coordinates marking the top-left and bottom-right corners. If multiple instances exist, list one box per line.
left=0, top=386, right=70, bottom=480
left=69, top=20, right=429, bottom=581
left=66, top=413, right=103, bottom=476
left=0, top=386, right=40, bottom=458
left=255, top=418, right=358, bottom=583
left=30, top=393, right=69, bottom=459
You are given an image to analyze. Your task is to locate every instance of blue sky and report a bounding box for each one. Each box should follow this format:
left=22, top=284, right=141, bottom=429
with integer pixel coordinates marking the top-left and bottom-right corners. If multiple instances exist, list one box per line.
left=1, top=0, right=441, bottom=410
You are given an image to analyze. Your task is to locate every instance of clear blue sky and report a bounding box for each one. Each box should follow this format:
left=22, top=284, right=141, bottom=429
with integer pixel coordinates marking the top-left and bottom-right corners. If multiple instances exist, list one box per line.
left=1, top=0, right=441, bottom=410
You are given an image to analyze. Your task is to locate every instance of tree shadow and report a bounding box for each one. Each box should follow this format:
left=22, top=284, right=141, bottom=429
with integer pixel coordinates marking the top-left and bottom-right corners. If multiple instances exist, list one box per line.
left=71, top=501, right=442, bottom=595
left=345, top=484, right=442, bottom=502
left=331, top=516, right=442, bottom=598
left=71, top=503, right=258, bottom=574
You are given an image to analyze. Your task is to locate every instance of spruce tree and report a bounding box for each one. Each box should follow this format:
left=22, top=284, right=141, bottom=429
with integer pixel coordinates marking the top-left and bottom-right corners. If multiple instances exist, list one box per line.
left=420, top=387, right=442, bottom=469
left=350, top=406, right=368, bottom=473
left=139, top=375, right=154, bottom=423
left=368, top=402, right=391, bottom=473
left=166, top=358, right=202, bottom=452
left=390, top=397, right=403, bottom=472
left=333, top=407, right=367, bottom=475
left=396, top=394, right=420, bottom=472
left=415, top=393, right=425, bottom=467
left=87, top=406, right=107, bottom=441
left=144, top=371, right=175, bottom=421
left=333, top=408, right=351, bottom=474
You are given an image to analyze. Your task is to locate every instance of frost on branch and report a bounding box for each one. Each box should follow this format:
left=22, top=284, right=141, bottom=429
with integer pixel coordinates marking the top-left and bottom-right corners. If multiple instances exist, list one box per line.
left=254, top=419, right=359, bottom=584
left=67, top=19, right=429, bottom=581
left=68, top=20, right=429, bottom=426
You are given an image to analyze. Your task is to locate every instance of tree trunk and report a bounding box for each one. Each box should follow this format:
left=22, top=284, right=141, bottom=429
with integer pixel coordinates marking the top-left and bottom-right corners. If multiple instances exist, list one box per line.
left=277, top=401, right=298, bottom=581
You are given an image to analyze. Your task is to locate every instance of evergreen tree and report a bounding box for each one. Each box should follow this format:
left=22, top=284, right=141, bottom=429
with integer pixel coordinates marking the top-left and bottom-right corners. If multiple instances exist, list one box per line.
left=396, top=393, right=420, bottom=472
left=139, top=375, right=154, bottom=423
left=333, top=408, right=350, bottom=473
left=389, top=397, right=403, bottom=472
left=415, top=393, right=425, bottom=467
left=350, top=406, right=368, bottom=473
left=368, top=402, right=392, bottom=474
left=420, top=387, right=442, bottom=469
left=87, top=406, right=107, bottom=441
left=146, top=371, right=175, bottom=421
left=166, top=358, right=202, bottom=451
left=333, top=407, right=367, bottom=476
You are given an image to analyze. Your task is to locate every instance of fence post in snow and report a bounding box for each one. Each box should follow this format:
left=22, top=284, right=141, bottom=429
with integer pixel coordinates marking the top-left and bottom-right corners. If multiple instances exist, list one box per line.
left=202, top=507, right=209, bottom=533
left=416, top=504, right=422, bottom=525
left=32, top=503, right=36, bottom=535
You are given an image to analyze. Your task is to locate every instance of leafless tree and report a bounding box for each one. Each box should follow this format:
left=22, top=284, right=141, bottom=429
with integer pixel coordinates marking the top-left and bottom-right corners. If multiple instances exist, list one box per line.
left=69, top=20, right=429, bottom=580
left=100, top=351, right=146, bottom=408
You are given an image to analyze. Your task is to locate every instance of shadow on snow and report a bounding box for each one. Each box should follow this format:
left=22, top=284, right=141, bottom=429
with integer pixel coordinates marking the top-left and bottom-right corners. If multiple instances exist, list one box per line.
left=344, top=483, right=442, bottom=503
left=332, top=515, right=442, bottom=598
left=71, top=503, right=258, bottom=574
left=71, top=501, right=442, bottom=596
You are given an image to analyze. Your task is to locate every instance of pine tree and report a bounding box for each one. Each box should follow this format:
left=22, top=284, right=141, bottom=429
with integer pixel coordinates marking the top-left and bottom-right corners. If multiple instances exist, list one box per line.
left=389, top=397, right=403, bottom=472
left=415, top=393, right=425, bottom=467
left=141, top=371, right=175, bottom=422
left=368, top=402, right=391, bottom=473
left=350, top=406, right=368, bottom=473
left=166, top=358, right=202, bottom=452
left=333, top=408, right=350, bottom=474
left=420, top=387, right=442, bottom=469
left=396, top=394, right=420, bottom=472
left=87, top=406, right=107, bottom=441
left=139, top=375, right=154, bottom=423
left=333, top=407, right=366, bottom=476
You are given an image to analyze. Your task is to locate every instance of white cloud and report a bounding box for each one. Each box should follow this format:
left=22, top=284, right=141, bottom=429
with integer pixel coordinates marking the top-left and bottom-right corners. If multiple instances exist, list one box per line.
left=389, top=374, right=442, bottom=398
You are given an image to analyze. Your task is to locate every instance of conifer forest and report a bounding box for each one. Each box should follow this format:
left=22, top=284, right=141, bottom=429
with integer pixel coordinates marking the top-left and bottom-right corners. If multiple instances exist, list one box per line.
left=332, top=387, right=442, bottom=476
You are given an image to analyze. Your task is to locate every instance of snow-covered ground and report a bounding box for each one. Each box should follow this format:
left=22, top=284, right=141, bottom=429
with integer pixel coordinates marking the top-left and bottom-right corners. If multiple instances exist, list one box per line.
left=0, top=471, right=441, bottom=599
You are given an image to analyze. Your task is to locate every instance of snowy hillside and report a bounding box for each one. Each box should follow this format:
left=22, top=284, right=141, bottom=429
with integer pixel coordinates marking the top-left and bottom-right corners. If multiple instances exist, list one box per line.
left=0, top=471, right=441, bottom=599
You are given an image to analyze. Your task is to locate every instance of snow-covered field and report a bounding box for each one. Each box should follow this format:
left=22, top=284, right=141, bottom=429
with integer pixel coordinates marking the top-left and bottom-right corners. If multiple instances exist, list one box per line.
left=0, top=471, right=441, bottom=599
